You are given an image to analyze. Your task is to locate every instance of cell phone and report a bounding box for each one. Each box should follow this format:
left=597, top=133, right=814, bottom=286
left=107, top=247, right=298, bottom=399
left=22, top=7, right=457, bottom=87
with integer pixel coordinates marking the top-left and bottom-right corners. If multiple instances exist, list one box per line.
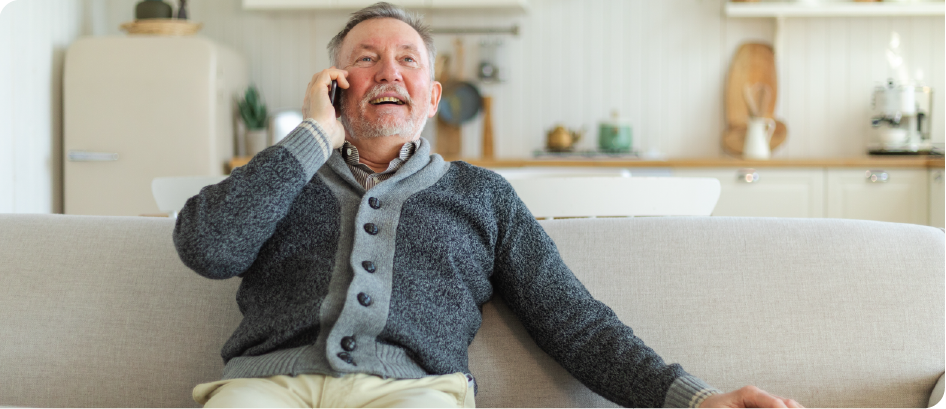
left=330, top=80, right=342, bottom=112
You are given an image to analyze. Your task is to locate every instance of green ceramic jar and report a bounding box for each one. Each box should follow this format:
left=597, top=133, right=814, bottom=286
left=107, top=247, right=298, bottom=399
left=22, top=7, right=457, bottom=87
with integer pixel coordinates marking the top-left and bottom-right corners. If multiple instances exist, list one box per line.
left=598, top=111, right=633, bottom=153
left=136, top=0, right=172, bottom=19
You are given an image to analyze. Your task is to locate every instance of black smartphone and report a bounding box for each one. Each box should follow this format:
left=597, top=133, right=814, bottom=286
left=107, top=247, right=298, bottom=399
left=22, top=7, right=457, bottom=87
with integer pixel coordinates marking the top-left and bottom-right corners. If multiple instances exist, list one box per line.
left=330, top=80, right=341, bottom=112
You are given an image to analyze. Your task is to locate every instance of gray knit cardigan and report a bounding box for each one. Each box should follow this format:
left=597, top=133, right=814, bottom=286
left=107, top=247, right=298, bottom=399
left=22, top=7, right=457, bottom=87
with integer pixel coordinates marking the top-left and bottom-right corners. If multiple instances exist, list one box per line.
left=173, top=119, right=718, bottom=408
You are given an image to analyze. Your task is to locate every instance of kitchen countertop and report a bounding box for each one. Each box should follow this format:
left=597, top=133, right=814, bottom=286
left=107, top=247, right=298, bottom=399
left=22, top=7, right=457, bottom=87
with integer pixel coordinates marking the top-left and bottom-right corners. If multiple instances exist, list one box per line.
left=226, top=155, right=944, bottom=172
left=463, top=156, right=945, bottom=169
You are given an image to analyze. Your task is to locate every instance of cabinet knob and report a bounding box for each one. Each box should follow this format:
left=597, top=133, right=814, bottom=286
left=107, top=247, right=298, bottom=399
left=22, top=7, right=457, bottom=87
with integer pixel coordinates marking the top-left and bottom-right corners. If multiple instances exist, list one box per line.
left=865, top=170, right=889, bottom=183
left=737, top=168, right=760, bottom=183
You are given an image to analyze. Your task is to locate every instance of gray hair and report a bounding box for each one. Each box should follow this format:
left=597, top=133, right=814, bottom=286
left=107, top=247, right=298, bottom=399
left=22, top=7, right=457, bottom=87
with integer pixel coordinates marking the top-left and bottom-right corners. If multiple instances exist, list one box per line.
left=328, top=2, right=436, bottom=80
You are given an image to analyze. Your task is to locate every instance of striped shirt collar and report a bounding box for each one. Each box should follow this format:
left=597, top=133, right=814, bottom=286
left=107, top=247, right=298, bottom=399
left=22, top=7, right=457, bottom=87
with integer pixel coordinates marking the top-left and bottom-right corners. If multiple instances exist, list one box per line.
left=340, top=139, right=419, bottom=190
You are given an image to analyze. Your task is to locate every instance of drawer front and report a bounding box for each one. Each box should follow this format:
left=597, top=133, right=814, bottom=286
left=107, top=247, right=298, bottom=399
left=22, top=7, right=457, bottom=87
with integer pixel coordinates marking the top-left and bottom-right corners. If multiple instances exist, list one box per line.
left=673, top=168, right=824, bottom=218
left=826, top=168, right=929, bottom=225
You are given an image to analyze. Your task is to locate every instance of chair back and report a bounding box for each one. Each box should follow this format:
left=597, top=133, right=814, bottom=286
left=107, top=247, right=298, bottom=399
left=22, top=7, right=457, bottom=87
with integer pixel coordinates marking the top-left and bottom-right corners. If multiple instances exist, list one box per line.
left=507, top=176, right=720, bottom=219
left=152, top=176, right=227, bottom=217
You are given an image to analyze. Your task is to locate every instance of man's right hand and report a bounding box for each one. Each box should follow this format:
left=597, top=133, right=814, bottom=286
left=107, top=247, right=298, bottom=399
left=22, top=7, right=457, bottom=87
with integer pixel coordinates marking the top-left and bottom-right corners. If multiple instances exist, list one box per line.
left=302, top=68, right=349, bottom=149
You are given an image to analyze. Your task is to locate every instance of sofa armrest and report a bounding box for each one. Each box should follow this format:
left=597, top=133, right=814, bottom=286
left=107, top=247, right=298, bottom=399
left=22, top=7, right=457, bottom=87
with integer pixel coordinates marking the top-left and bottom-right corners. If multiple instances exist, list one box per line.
left=929, top=373, right=944, bottom=407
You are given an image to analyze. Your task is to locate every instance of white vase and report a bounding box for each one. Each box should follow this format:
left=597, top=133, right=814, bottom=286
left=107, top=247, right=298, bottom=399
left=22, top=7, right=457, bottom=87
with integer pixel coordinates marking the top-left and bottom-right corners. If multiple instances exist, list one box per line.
left=245, top=129, right=269, bottom=156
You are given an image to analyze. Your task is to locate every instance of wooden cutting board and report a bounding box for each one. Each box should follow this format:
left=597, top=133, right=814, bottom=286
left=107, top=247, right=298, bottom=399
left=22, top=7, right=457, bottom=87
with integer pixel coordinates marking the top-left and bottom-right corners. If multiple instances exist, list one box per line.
left=723, top=43, right=787, bottom=155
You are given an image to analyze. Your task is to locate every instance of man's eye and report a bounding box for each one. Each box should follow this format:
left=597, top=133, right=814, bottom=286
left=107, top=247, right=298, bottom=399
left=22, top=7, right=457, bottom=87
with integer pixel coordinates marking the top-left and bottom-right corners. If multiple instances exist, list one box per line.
left=360, top=57, right=372, bottom=62
left=404, top=57, right=416, bottom=62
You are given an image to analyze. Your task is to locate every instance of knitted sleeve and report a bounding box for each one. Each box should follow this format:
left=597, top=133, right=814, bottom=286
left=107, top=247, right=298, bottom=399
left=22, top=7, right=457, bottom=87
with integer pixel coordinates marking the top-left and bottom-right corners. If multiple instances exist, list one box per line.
left=488, top=177, right=718, bottom=408
left=173, top=119, right=333, bottom=279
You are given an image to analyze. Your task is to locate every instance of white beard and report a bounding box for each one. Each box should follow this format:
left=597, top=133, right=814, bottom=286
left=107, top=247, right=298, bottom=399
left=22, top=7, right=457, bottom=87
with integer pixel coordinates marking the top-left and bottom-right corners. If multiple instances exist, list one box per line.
left=341, top=84, right=429, bottom=140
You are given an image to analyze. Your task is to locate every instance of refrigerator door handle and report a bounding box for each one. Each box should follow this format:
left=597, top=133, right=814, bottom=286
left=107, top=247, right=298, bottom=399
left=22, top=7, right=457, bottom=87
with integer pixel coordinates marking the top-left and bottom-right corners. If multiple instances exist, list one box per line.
left=68, top=151, right=119, bottom=162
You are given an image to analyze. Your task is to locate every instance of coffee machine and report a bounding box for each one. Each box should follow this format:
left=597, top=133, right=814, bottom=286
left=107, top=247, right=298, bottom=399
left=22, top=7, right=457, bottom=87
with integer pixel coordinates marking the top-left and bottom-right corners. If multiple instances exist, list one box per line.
left=869, top=79, right=934, bottom=154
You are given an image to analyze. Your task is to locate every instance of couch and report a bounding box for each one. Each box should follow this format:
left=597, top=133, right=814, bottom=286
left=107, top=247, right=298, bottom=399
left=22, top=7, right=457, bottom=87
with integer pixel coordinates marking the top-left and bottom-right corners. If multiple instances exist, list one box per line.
left=0, top=214, right=942, bottom=408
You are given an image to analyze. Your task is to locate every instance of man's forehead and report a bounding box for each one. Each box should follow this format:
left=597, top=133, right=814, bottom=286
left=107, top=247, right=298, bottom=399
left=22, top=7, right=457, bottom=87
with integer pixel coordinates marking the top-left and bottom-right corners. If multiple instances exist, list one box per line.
left=342, top=19, right=427, bottom=58
left=351, top=43, right=422, bottom=54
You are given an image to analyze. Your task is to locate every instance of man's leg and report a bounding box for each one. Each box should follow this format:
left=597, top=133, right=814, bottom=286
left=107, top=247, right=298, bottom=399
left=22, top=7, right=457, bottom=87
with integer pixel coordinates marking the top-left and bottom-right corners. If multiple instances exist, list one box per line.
left=193, top=377, right=312, bottom=408
left=335, top=373, right=475, bottom=408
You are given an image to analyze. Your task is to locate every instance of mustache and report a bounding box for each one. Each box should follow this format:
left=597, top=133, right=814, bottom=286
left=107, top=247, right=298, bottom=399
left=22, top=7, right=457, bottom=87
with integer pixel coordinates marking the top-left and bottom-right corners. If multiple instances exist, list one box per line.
left=360, top=84, right=413, bottom=106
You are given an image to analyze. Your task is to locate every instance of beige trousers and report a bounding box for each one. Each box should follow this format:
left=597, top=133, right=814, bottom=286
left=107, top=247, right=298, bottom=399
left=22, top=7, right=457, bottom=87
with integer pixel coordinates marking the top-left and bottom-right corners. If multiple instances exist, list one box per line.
left=193, top=372, right=476, bottom=408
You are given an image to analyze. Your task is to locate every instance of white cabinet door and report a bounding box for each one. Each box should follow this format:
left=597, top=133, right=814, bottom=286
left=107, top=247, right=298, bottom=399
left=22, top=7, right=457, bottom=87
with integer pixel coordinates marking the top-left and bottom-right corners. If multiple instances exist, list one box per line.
left=826, top=168, right=929, bottom=225
left=672, top=168, right=824, bottom=218
left=929, top=169, right=944, bottom=228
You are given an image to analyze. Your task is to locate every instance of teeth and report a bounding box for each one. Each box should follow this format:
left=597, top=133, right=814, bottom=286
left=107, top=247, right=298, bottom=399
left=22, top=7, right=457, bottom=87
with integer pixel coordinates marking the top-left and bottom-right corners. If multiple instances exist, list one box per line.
left=370, top=97, right=404, bottom=105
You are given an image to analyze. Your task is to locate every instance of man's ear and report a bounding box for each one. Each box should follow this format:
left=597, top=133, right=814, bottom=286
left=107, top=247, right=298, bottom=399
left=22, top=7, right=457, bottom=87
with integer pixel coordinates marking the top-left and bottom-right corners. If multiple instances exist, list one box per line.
left=427, top=81, right=442, bottom=118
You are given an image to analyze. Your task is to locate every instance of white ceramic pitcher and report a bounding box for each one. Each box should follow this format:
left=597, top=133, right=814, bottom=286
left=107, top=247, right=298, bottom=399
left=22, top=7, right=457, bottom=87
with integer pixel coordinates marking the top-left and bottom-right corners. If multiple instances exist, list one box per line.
left=743, top=117, right=776, bottom=160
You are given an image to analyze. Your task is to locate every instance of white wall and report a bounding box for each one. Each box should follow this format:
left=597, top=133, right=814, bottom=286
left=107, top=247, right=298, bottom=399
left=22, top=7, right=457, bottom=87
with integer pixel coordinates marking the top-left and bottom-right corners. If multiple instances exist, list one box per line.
left=154, top=0, right=942, bottom=159
left=1, top=0, right=943, bottom=213
left=0, top=0, right=89, bottom=213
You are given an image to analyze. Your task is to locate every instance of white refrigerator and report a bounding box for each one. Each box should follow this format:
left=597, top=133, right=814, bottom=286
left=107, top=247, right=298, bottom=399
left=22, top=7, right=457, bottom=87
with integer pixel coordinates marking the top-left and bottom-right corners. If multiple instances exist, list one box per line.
left=64, top=36, right=247, bottom=216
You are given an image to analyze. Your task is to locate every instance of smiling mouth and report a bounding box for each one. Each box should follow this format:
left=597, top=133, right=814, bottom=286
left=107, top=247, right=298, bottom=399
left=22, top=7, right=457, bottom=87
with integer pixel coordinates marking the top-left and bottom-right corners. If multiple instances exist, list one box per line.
left=369, top=97, right=405, bottom=105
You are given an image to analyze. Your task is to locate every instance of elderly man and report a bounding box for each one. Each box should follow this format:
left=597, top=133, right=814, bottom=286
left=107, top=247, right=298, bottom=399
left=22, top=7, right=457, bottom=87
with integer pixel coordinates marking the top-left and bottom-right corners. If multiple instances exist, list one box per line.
left=173, top=2, right=802, bottom=408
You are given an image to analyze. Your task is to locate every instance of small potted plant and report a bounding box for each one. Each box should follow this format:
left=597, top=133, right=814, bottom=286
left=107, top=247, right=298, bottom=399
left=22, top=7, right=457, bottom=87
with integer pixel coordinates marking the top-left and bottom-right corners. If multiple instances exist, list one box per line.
left=239, top=85, right=268, bottom=156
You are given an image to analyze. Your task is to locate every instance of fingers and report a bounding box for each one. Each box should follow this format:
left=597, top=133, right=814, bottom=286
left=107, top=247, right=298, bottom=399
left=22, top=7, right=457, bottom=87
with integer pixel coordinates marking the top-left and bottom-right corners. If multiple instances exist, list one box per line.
left=302, top=68, right=349, bottom=148
left=739, top=386, right=803, bottom=408
left=306, top=67, right=349, bottom=111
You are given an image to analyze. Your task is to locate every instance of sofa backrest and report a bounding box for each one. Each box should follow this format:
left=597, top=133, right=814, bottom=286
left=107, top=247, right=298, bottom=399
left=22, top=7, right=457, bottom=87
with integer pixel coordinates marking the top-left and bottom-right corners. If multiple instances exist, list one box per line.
left=0, top=215, right=942, bottom=408
left=469, top=217, right=944, bottom=408
left=0, top=214, right=241, bottom=408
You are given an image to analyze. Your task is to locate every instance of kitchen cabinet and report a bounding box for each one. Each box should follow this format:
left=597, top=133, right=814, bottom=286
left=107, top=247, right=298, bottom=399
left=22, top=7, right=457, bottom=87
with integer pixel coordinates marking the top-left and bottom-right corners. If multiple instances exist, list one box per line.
left=724, top=2, right=945, bottom=18
left=427, top=0, right=527, bottom=9
left=673, top=168, right=824, bottom=218
left=928, top=169, right=944, bottom=229
left=724, top=1, right=945, bottom=60
left=242, top=0, right=528, bottom=10
left=826, top=168, right=929, bottom=225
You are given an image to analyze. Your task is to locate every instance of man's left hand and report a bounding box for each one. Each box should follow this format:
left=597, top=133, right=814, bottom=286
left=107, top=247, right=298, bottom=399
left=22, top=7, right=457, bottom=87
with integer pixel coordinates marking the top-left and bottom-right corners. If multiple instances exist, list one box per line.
left=699, top=386, right=803, bottom=408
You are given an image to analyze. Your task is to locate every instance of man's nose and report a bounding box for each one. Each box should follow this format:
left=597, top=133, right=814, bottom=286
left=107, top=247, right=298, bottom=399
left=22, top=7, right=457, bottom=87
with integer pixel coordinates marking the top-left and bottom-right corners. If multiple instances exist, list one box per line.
left=374, top=56, right=403, bottom=83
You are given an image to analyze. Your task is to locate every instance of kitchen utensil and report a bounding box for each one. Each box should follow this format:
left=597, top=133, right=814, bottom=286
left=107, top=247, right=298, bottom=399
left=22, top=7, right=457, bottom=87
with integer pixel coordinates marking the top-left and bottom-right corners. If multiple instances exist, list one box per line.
left=481, top=96, right=494, bottom=159
left=743, top=83, right=772, bottom=118
left=546, top=125, right=583, bottom=152
left=724, top=43, right=786, bottom=155
left=435, top=53, right=461, bottom=159
left=438, top=38, right=482, bottom=125
left=477, top=38, right=502, bottom=82
left=598, top=110, right=632, bottom=153
left=743, top=117, right=776, bottom=160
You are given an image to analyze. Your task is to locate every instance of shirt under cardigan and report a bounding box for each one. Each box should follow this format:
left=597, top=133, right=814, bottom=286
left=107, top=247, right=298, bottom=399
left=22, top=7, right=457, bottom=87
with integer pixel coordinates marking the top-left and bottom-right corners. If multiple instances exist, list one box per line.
left=172, top=119, right=721, bottom=408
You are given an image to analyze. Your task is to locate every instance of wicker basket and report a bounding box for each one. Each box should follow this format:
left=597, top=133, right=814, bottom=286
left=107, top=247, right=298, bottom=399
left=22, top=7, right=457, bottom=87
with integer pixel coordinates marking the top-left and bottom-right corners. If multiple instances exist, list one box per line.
left=120, top=19, right=202, bottom=36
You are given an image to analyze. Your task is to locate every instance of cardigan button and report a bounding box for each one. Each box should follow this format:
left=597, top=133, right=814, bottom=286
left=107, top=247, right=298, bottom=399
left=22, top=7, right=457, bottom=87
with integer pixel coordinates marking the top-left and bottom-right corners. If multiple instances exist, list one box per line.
left=337, top=352, right=355, bottom=365
left=364, top=223, right=379, bottom=235
left=362, top=261, right=376, bottom=273
left=341, top=336, right=357, bottom=351
left=368, top=197, right=382, bottom=209
left=358, top=293, right=372, bottom=307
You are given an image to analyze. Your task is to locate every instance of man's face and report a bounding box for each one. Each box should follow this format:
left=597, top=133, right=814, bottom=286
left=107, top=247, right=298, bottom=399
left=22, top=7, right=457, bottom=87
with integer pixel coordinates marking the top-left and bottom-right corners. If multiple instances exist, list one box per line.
left=338, top=18, right=441, bottom=141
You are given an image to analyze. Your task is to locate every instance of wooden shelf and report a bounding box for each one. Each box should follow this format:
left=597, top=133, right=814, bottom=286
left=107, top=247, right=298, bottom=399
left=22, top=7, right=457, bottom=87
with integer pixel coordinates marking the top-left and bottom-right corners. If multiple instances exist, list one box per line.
left=242, top=0, right=529, bottom=11
left=725, top=2, right=945, bottom=18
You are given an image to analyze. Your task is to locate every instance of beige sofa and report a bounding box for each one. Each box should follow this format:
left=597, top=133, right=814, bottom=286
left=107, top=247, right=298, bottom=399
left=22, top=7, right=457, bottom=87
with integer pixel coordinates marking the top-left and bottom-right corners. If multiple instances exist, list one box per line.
left=0, top=214, right=942, bottom=408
